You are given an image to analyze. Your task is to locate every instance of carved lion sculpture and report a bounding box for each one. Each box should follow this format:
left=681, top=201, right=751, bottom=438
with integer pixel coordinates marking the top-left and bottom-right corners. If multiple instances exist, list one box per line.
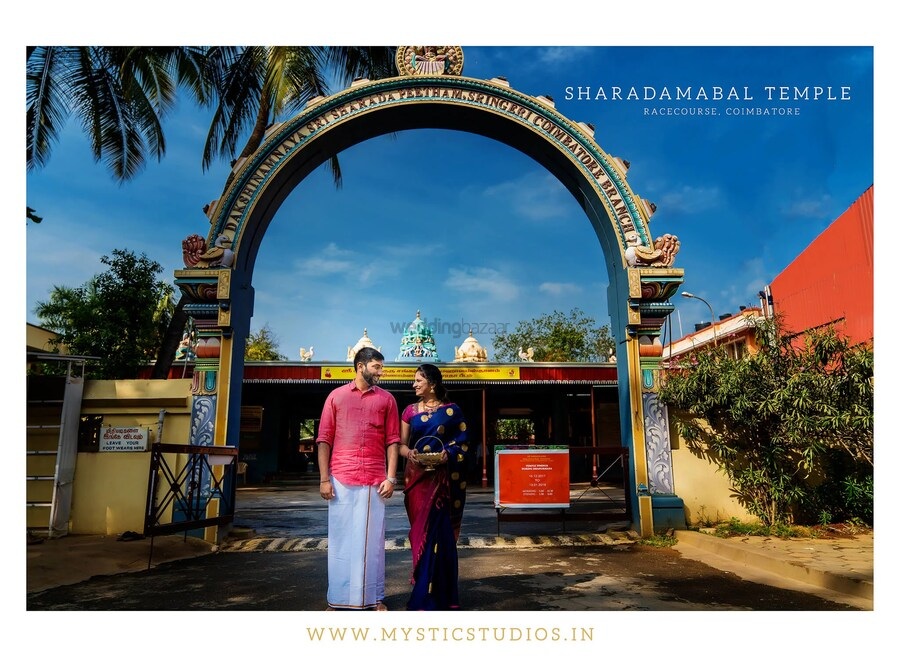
left=182, top=234, right=207, bottom=268
left=624, top=233, right=680, bottom=268
left=654, top=234, right=680, bottom=267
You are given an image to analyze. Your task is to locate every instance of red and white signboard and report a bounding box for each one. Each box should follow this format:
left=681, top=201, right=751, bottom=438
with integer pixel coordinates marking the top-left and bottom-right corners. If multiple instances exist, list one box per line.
left=99, top=426, right=150, bottom=452
left=494, top=446, right=570, bottom=508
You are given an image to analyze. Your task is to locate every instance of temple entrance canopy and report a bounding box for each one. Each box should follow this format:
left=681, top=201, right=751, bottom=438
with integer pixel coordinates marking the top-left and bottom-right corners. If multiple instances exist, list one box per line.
left=175, top=46, right=684, bottom=537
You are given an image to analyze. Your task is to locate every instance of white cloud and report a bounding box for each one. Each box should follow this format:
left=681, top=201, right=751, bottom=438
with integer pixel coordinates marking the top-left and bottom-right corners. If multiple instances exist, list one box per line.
left=294, top=242, right=355, bottom=276
left=782, top=194, right=833, bottom=219
left=535, top=47, right=592, bottom=66
left=538, top=282, right=581, bottom=296
left=481, top=171, right=574, bottom=221
left=290, top=242, right=419, bottom=288
left=658, top=184, right=723, bottom=215
left=444, top=267, right=521, bottom=301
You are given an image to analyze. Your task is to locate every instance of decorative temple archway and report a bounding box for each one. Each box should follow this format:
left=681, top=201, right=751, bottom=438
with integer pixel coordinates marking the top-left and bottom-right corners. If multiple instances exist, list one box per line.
left=176, top=47, right=684, bottom=538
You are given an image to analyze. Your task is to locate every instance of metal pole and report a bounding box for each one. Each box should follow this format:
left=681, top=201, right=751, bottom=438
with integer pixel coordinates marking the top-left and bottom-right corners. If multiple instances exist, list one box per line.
left=481, top=388, right=488, bottom=489
left=681, top=291, right=718, bottom=345
left=590, top=386, right=597, bottom=482
left=156, top=409, right=167, bottom=443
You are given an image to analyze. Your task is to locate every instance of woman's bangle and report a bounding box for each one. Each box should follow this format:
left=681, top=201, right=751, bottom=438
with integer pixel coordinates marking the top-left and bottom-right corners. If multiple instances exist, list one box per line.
left=319, top=480, right=329, bottom=484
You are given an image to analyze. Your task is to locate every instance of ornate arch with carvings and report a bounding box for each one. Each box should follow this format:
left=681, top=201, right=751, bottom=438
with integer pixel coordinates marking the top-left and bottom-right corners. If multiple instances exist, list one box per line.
left=175, top=48, right=684, bottom=538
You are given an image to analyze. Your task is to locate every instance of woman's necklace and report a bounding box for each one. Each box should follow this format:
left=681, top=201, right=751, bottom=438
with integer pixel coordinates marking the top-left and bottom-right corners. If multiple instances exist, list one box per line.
left=420, top=399, right=441, bottom=421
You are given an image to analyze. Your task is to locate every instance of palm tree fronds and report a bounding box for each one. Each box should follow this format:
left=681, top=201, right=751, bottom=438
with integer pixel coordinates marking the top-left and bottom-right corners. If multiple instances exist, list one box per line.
left=26, top=46, right=75, bottom=171
left=202, top=47, right=266, bottom=170
left=324, top=46, right=397, bottom=87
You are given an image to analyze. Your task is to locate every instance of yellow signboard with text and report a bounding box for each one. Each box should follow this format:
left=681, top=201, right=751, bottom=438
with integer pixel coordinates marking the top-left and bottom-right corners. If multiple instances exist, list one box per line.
left=319, top=365, right=520, bottom=381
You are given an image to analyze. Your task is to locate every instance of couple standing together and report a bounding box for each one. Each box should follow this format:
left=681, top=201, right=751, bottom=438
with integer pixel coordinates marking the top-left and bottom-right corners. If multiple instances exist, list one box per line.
left=316, top=347, right=469, bottom=611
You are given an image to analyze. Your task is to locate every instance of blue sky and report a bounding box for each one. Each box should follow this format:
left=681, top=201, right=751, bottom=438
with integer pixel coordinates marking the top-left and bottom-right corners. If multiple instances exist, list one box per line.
left=23, top=44, right=874, bottom=363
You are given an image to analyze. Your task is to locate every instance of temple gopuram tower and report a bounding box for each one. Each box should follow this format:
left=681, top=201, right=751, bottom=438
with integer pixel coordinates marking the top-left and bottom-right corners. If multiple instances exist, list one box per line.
left=453, top=330, right=488, bottom=362
left=396, top=310, right=440, bottom=362
left=347, top=328, right=381, bottom=362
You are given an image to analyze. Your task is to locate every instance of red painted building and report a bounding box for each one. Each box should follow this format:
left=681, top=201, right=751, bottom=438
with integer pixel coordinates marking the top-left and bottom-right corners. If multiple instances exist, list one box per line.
left=770, top=185, right=873, bottom=345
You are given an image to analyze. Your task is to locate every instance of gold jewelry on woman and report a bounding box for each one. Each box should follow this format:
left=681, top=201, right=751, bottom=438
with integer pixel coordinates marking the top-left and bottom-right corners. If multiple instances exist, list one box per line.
left=420, top=399, right=441, bottom=421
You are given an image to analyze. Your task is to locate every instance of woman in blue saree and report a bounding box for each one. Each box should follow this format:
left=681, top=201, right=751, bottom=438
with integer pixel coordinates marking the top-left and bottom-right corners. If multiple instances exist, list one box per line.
left=400, top=364, right=469, bottom=610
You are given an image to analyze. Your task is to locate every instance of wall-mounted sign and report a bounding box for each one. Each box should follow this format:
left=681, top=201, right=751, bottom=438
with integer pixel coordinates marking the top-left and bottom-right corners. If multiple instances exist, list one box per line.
left=240, top=405, right=264, bottom=432
left=320, top=366, right=520, bottom=381
left=494, top=446, right=570, bottom=508
left=99, top=426, right=149, bottom=452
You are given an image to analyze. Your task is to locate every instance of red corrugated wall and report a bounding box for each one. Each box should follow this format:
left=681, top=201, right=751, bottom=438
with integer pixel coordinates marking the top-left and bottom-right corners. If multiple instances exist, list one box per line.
left=769, top=186, right=873, bottom=345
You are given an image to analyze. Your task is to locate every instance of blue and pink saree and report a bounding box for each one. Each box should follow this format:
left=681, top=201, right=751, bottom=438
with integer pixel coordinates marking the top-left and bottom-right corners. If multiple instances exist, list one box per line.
left=402, top=401, right=469, bottom=610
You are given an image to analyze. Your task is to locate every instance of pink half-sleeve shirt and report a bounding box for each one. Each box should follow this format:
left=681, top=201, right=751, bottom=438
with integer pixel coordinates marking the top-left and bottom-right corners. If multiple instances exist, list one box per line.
left=316, top=382, right=401, bottom=486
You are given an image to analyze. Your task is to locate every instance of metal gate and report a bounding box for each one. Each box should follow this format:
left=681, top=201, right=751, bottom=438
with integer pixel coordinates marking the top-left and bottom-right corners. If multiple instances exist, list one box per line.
left=144, top=443, right=238, bottom=564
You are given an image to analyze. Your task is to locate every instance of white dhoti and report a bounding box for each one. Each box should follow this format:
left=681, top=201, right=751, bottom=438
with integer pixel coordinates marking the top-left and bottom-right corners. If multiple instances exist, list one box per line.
left=326, top=477, right=386, bottom=609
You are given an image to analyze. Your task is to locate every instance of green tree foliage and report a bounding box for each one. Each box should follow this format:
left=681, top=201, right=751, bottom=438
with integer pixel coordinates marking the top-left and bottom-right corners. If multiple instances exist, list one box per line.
left=491, top=308, right=615, bottom=362
left=34, top=250, right=174, bottom=379
left=658, top=316, right=873, bottom=526
left=495, top=418, right=535, bottom=442
left=244, top=323, right=287, bottom=361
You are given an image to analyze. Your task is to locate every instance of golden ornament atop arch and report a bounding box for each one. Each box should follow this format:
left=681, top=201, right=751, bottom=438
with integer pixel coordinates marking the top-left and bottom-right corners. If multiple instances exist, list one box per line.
left=396, top=46, right=464, bottom=76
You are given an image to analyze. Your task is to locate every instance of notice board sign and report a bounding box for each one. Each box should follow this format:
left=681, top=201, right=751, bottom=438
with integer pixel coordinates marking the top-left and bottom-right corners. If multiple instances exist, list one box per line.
left=494, top=445, right=570, bottom=508
left=99, top=426, right=149, bottom=452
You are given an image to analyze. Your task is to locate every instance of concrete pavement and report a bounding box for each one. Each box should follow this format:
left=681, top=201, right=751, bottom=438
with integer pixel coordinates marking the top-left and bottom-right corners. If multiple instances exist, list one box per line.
left=26, top=532, right=216, bottom=593
left=673, top=527, right=873, bottom=610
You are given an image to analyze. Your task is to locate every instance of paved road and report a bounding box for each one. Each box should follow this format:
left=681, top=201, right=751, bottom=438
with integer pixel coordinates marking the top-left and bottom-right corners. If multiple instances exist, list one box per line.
left=27, top=540, right=861, bottom=612
left=26, top=484, right=869, bottom=613
left=230, top=483, right=631, bottom=540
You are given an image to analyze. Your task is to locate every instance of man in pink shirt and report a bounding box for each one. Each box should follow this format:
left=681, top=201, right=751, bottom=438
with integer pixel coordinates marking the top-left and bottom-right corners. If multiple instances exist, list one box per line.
left=317, top=347, right=400, bottom=610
